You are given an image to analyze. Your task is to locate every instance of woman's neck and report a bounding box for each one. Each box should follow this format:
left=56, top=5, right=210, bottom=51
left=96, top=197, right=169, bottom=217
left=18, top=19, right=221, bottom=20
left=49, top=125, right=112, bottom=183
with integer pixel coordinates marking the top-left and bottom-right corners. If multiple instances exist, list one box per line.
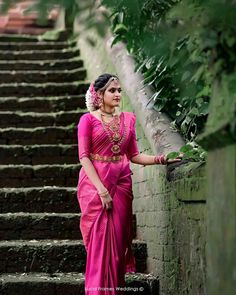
left=99, top=106, right=116, bottom=115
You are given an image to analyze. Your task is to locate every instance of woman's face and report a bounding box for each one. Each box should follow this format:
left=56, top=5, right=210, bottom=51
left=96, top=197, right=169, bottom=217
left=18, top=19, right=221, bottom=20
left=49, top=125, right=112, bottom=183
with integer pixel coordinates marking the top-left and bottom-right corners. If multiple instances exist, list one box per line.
left=100, top=79, right=122, bottom=109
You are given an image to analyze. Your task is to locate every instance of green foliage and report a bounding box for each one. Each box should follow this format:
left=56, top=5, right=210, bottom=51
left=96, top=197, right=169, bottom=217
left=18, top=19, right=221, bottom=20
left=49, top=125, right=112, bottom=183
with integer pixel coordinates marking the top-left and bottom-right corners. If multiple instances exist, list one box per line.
left=103, top=1, right=236, bottom=142
left=99, top=0, right=236, bottom=160
left=38, top=29, right=63, bottom=41
left=166, top=143, right=206, bottom=162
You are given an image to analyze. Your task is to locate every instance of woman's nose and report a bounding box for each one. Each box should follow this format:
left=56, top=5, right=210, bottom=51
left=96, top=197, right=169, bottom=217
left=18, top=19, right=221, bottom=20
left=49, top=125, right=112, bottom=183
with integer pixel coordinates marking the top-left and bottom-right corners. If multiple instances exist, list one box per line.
left=115, top=90, right=121, bottom=96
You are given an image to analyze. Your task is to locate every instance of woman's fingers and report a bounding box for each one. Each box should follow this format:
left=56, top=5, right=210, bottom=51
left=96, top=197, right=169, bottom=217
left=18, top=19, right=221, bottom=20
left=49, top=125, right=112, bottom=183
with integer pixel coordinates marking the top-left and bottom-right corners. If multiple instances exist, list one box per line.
left=105, top=200, right=112, bottom=210
left=106, top=202, right=112, bottom=210
left=100, top=194, right=113, bottom=210
left=165, top=152, right=184, bottom=164
left=176, top=153, right=184, bottom=159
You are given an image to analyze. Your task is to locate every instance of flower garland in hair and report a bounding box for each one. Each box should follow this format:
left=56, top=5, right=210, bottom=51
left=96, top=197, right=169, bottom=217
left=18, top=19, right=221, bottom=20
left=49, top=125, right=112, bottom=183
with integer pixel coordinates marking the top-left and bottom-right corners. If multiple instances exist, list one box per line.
left=85, top=82, right=100, bottom=112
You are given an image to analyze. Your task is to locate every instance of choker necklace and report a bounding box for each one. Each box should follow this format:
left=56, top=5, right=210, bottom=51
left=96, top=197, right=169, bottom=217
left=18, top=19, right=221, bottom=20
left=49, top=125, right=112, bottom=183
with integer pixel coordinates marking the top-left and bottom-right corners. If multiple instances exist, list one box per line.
left=99, top=109, right=116, bottom=117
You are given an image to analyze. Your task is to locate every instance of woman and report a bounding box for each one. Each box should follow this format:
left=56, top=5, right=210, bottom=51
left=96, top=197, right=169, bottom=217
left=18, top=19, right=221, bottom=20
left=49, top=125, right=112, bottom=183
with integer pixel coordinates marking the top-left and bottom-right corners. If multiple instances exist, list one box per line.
left=77, top=73, right=182, bottom=294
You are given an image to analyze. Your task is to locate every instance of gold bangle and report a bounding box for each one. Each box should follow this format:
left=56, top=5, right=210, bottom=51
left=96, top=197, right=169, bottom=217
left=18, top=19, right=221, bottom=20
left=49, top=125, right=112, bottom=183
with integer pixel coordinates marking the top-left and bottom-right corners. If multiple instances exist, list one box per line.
left=98, top=190, right=109, bottom=197
left=100, top=193, right=110, bottom=198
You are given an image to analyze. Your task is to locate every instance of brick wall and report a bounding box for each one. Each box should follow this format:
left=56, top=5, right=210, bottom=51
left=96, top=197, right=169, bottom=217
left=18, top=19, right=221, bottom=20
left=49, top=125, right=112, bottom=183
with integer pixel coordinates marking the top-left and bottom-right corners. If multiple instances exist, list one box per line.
left=132, top=119, right=206, bottom=295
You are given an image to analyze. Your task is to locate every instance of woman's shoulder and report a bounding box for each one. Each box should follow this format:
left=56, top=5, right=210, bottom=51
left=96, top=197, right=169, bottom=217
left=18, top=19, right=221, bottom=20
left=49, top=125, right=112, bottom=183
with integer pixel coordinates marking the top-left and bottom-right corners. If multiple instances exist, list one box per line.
left=77, top=112, right=92, bottom=126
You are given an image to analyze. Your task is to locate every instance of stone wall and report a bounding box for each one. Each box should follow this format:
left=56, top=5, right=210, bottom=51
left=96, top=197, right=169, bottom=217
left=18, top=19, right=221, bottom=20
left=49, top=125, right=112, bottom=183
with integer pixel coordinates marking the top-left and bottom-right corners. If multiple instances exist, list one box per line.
left=206, top=144, right=236, bottom=295
left=132, top=123, right=206, bottom=295
left=70, top=18, right=207, bottom=295
left=196, top=79, right=236, bottom=294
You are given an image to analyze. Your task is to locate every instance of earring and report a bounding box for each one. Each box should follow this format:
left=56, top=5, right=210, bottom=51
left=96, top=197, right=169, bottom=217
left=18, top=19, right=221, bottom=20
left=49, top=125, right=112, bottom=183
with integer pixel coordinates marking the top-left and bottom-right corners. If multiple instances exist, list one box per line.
left=98, top=97, right=103, bottom=108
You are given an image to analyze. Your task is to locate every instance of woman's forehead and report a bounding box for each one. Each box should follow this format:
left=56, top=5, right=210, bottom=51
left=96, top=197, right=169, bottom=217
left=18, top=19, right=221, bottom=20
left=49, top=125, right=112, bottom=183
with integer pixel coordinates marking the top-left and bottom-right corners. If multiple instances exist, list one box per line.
left=108, top=80, right=121, bottom=88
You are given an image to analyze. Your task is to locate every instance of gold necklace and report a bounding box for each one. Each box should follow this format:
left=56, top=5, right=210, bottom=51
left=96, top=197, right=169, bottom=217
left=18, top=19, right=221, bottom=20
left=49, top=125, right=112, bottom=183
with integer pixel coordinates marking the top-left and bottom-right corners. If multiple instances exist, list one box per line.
left=100, top=112, right=127, bottom=154
left=98, top=109, right=116, bottom=117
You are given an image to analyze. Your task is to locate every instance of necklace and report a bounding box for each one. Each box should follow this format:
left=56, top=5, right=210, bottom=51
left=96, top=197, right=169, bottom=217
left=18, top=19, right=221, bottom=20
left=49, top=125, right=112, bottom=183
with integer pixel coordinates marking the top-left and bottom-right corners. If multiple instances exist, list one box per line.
left=100, top=112, right=127, bottom=154
left=98, top=109, right=116, bottom=117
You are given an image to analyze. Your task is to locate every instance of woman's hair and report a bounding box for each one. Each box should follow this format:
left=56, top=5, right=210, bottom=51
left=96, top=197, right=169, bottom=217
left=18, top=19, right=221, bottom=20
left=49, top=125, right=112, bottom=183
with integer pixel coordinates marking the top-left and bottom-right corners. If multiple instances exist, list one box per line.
left=93, top=73, right=119, bottom=93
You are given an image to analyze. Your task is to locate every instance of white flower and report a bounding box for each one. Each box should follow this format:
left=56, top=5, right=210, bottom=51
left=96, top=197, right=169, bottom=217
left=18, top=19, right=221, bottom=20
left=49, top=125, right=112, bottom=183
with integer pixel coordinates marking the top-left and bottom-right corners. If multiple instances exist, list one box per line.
left=85, top=89, right=96, bottom=112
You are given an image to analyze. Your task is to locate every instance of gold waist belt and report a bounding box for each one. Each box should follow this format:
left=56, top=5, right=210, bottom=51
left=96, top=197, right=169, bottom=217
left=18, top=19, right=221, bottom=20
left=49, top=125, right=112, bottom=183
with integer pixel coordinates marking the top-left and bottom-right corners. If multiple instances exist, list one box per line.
left=90, top=153, right=123, bottom=162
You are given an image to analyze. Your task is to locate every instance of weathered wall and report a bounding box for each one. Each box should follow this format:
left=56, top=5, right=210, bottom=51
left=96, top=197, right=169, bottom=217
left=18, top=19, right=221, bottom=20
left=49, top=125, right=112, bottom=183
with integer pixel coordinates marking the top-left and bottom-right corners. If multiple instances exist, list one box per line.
left=131, top=121, right=206, bottom=295
left=70, top=18, right=207, bottom=295
left=206, top=144, right=236, bottom=295
left=196, top=79, right=236, bottom=294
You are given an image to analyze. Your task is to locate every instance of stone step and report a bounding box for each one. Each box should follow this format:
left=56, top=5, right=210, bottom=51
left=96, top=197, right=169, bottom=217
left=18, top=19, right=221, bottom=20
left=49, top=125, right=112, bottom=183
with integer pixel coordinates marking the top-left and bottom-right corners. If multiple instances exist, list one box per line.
left=0, top=213, right=82, bottom=240
left=0, top=187, right=79, bottom=213
left=0, top=34, right=43, bottom=43
left=4, top=19, right=42, bottom=27
left=0, top=27, right=51, bottom=36
left=0, top=58, right=84, bottom=71
left=0, top=239, right=147, bottom=273
left=3, top=19, right=55, bottom=29
left=0, top=144, right=78, bottom=165
left=0, top=213, right=136, bottom=240
left=0, top=68, right=87, bottom=83
left=0, top=32, right=70, bottom=42
left=0, top=126, right=76, bottom=145
left=0, top=49, right=80, bottom=60
left=0, top=164, right=81, bottom=187
left=0, top=82, right=89, bottom=97
left=0, top=95, right=86, bottom=112
left=0, top=272, right=159, bottom=295
left=0, top=41, right=76, bottom=51
left=0, top=110, right=85, bottom=128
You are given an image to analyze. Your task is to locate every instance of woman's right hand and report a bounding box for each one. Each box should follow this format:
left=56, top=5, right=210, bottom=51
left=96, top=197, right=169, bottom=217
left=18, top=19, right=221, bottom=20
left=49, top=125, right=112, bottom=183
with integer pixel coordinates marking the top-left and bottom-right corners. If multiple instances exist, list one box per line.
left=98, top=189, right=113, bottom=210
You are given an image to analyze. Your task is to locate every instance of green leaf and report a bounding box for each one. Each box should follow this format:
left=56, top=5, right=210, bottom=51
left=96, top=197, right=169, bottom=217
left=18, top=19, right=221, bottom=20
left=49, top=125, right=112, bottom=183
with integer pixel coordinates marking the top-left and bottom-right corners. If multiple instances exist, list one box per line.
left=176, top=111, right=181, bottom=116
left=180, top=144, right=194, bottom=153
left=111, top=35, right=123, bottom=47
left=113, top=23, right=128, bottom=34
left=38, top=30, right=62, bottom=41
left=166, top=151, right=180, bottom=160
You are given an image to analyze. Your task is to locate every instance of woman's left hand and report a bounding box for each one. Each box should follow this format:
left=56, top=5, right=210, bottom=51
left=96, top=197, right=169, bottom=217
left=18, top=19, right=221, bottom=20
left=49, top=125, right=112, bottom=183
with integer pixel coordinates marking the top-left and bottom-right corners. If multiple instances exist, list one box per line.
left=165, top=153, right=184, bottom=164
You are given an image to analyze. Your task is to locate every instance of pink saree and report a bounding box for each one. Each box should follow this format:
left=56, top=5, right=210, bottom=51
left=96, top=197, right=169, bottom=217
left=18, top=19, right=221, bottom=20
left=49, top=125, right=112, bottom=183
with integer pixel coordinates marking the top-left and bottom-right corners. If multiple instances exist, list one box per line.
left=77, top=112, right=139, bottom=294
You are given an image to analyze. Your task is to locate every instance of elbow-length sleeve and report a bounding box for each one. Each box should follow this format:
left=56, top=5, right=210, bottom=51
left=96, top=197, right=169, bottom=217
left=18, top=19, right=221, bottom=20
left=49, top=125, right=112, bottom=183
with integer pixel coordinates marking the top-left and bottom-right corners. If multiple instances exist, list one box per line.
left=126, top=113, right=140, bottom=160
left=77, top=114, right=92, bottom=160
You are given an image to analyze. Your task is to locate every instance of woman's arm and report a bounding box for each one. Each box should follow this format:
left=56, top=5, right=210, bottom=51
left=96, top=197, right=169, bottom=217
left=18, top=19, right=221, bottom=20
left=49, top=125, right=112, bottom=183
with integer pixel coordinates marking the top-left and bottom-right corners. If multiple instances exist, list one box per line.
left=127, top=114, right=182, bottom=165
left=80, top=157, right=113, bottom=210
left=77, top=115, right=112, bottom=210
left=80, top=157, right=107, bottom=193
left=131, top=154, right=156, bottom=165
left=131, top=153, right=183, bottom=165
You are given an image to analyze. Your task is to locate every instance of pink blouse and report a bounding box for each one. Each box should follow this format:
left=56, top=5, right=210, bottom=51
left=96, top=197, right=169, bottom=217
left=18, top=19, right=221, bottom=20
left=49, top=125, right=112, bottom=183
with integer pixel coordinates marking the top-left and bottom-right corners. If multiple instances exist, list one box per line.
left=77, top=112, right=139, bottom=161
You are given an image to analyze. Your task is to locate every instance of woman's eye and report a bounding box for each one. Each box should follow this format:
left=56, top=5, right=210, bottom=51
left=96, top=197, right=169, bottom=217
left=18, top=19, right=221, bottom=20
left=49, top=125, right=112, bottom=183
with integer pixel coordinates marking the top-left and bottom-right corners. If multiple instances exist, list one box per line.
left=109, top=88, right=122, bottom=93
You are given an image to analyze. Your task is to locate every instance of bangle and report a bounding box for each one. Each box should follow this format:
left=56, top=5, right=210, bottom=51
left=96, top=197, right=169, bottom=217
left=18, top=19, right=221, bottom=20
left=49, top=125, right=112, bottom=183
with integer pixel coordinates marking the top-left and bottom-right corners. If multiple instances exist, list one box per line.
left=98, top=190, right=109, bottom=197
left=100, top=193, right=109, bottom=198
left=154, top=154, right=167, bottom=165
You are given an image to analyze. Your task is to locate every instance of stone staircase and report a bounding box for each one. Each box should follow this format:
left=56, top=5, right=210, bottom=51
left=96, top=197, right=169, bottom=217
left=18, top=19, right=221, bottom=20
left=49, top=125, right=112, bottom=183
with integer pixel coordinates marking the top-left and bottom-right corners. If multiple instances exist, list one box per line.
left=0, top=0, right=59, bottom=35
left=0, top=33, right=159, bottom=294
